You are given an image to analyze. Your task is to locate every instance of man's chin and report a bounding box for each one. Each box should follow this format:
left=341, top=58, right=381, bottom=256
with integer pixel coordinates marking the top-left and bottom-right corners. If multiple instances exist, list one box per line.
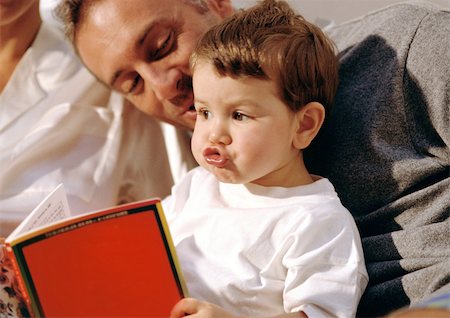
left=177, top=111, right=197, bottom=131
left=162, top=117, right=195, bottom=132
left=177, top=121, right=196, bottom=132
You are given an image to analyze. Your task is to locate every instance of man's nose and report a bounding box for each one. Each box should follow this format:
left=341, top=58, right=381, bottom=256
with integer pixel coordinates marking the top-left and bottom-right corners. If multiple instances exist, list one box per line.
left=209, top=120, right=232, bottom=145
left=138, top=63, right=182, bottom=102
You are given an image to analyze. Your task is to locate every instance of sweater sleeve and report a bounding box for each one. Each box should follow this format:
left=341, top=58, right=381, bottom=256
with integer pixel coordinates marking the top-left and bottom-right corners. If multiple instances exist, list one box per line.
left=304, top=3, right=450, bottom=316
left=403, top=9, right=450, bottom=166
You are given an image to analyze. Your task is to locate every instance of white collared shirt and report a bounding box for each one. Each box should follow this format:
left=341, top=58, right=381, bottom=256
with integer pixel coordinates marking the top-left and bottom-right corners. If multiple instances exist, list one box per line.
left=0, top=23, right=196, bottom=236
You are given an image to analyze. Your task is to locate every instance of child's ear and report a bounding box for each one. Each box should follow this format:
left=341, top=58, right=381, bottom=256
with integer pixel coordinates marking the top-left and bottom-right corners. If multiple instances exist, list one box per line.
left=293, top=102, right=325, bottom=150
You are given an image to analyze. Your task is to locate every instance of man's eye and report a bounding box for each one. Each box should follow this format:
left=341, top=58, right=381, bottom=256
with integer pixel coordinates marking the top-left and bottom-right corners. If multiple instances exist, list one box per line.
left=233, top=111, right=249, bottom=121
left=118, top=75, right=141, bottom=95
left=128, top=75, right=141, bottom=94
left=149, top=31, right=173, bottom=60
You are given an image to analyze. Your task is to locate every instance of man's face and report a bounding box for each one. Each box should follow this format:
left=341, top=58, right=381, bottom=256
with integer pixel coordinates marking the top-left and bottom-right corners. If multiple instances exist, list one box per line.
left=75, top=0, right=232, bottom=131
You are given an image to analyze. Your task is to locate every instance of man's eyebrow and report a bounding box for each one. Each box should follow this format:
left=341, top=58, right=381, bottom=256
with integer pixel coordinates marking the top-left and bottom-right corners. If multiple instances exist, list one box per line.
left=108, top=21, right=158, bottom=88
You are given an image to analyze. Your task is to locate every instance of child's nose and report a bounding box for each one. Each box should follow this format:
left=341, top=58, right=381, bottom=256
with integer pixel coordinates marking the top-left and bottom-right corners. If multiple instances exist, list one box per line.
left=208, top=122, right=232, bottom=145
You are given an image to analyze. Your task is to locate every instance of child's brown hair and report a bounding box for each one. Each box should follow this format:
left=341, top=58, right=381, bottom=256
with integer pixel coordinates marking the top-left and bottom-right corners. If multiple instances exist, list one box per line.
left=191, top=0, right=339, bottom=115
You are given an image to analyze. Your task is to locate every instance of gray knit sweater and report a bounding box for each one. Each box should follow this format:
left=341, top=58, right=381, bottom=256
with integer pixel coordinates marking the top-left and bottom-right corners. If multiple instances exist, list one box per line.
left=305, top=2, right=450, bottom=316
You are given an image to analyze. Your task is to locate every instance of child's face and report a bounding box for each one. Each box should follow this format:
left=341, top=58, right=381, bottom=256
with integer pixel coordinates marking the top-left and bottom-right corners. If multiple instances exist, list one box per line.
left=191, top=62, right=303, bottom=186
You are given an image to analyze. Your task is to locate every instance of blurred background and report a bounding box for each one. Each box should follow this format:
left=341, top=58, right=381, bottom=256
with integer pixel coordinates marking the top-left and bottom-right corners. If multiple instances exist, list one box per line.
left=234, top=0, right=449, bottom=25
left=41, top=0, right=450, bottom=29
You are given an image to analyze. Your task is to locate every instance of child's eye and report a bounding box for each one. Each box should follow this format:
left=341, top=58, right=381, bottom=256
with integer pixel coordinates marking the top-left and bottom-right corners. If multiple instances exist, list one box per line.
left=197, top=109, right=211, bottom=120
left=233, top=111, right=249, bottom=121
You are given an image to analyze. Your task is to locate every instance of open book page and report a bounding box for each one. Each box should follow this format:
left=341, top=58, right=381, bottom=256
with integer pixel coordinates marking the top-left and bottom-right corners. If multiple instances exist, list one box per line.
left=7, top=184, right=70, bottom=241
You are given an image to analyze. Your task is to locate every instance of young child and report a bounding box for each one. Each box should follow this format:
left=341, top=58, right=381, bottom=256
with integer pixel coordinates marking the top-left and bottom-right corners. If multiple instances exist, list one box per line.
left=164, top=0, right=368, bottom=317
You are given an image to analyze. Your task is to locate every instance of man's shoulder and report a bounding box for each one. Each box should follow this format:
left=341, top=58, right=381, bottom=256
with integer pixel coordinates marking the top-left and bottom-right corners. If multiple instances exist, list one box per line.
left=326, top=1, right=447, bottom=50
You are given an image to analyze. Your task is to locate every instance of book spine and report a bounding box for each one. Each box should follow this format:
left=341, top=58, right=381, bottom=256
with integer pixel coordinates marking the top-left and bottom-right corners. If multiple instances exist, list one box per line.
left=3, top=244, right=35, bottom=318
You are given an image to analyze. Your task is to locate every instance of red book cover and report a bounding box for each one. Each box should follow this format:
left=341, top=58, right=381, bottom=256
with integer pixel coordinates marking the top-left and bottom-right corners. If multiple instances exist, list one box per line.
left=4, top=185, right=187, bottom=317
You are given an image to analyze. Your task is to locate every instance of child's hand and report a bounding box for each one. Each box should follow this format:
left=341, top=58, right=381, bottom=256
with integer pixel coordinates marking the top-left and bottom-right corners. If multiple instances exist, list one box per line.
left=170, top=297, right=239, bottom=318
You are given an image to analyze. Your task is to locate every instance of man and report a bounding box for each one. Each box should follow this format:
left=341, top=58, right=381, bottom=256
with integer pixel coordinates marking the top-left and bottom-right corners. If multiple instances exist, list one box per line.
left=56, top=0, right=449, bottom=316
left=56, top=0, right=233, bottom=131
left=0, top=0, right=187, bottom=238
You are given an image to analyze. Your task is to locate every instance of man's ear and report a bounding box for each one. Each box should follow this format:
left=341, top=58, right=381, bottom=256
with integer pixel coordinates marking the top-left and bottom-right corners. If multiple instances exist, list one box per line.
left=206, top=0, right=234, bottom=18
left=292, top=102, right=325, bottom=150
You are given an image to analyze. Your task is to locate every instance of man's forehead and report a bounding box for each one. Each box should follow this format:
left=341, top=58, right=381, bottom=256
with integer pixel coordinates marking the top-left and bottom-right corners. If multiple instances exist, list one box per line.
left=86, top=0, right=162, bottom=28
left=77, top=0, right=175, bottom=54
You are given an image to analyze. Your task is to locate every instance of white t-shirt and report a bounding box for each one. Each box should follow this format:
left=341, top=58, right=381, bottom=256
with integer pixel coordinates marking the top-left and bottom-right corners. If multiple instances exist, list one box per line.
left=0, top=23, right=196, bottom=237
left=163, top=167, right=368, bottom=318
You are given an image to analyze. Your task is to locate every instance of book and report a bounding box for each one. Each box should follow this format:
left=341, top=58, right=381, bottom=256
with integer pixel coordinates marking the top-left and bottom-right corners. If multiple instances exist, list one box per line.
left=3, top=184, right=187, bottom=317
